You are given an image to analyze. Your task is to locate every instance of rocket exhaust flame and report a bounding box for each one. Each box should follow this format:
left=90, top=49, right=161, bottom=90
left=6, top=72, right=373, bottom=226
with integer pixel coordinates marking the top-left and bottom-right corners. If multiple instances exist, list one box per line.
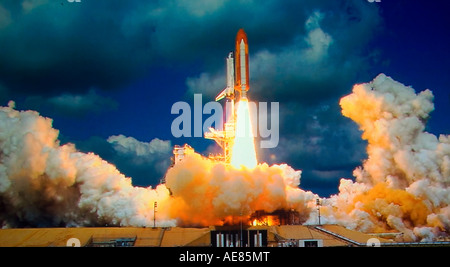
left=230, top=98, right=257, bottom=169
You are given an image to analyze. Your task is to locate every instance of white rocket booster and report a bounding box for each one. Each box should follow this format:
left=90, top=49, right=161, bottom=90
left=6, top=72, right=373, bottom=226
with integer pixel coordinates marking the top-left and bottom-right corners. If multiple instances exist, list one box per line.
left=215, top=52, right=235, bottom=102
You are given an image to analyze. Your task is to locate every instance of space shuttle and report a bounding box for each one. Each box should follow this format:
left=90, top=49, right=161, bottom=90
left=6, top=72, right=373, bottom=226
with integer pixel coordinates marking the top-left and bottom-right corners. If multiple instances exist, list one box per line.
left=215, top=29, right=250, bottom=102
left=205, top=29, right=250, bottom=164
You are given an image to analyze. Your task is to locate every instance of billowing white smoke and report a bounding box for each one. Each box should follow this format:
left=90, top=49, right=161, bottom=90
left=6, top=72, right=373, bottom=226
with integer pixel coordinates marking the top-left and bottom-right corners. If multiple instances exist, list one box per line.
left=0, top=101, right=317, bottom=228
left=0, top=101, right=175, bottom=227
left=313, top=74, right=450, bottom=241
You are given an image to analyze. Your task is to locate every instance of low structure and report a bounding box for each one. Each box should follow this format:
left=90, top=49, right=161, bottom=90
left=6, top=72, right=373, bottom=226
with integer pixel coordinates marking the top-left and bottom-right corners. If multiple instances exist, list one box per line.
left=0, top=225, right=400, bottom=247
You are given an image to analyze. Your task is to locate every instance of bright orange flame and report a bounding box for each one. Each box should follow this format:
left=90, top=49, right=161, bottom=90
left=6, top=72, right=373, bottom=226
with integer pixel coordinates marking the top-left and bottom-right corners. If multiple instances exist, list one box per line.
left=231, top=99, right=257, bottom=169
left=251, top=216, right=278, bottom=226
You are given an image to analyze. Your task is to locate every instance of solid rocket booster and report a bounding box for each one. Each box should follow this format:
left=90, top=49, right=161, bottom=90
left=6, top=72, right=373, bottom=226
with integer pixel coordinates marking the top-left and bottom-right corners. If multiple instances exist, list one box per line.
left=215, top=29, right=250, bottom=102
left=235, top=29, right=249, bottom=99
left=215, top=52, right=235, bottom=102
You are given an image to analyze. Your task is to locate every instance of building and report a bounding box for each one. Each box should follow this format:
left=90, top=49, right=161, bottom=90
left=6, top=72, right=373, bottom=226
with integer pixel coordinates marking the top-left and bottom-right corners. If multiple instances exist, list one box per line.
left=0, top=225, right=398, bottom=247
left=2, top=224, right=449, bottom=247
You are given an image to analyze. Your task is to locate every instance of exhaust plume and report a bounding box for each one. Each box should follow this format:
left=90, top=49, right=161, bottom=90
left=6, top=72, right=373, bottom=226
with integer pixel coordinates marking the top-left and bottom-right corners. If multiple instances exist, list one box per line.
left=165, top=152, right=316, bottom=226
left=230, top=99, right=258, bottom=169
left=0, top=101, right=317, bottom=227
left=317, top=74, right=450, bottom=241
left=0, top=101, right=175, bottom=227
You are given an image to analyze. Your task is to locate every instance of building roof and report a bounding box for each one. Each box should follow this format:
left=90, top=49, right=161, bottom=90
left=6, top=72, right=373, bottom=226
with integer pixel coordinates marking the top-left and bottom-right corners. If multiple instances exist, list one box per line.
left=272, top=225, right=349, bottom=247
left=0, top=224, right=394, bottom=247
left=0, top=227, right=212, bottom=247
left=316, top=225, right=394, bottom=245
left=160, top=227, right=210, bottom=247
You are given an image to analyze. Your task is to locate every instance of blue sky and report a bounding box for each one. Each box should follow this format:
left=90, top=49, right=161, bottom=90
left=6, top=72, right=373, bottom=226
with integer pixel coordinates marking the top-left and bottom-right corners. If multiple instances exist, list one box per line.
left=0, top=0, right=448, bottom=197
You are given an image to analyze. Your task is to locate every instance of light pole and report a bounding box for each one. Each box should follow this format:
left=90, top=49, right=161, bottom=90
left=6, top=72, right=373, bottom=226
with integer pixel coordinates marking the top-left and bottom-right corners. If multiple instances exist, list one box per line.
left=240, top=210, right=243, bottom=247
left=316, top=198, right=321, bottom=225
left=154, top=201, right=157, bottom=228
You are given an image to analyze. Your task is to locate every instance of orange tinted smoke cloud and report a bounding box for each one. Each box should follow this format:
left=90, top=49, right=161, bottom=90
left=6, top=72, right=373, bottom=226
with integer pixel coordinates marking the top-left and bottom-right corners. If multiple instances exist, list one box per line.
left=318, top=74, right=450, bottom=241
left=165, top=152, right=316, bottom=226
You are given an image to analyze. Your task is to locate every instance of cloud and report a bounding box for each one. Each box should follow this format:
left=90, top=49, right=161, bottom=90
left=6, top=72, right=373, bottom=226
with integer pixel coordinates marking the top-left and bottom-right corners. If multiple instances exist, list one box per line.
left=0, top=0, right=381, bottom=99
left=186, top=1, right=382, bottom=104
left=73, top=134, right=172, bottom=187
left=107, top=135, right=171, bottom=158
left=0, top=1, right=155, bottom=96
left=108, top=136, right=172, bottom=186
left=24, top=89, right=118, bottom=117
left=47, top=89, right=118, bottom=116
left=76, top=134, right=172, bottom=187
left=0, top=4, right=12, bottom=29
left=250, top=8, right=380, bottom=104
left=21, top=0, right=48, bottom=13
left=302, top=11, right=333, bottom=62
left=186, top=72, right=225, bottom=100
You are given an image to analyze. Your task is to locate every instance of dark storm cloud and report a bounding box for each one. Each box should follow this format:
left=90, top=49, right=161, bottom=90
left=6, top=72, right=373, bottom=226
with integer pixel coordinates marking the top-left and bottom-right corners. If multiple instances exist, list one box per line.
left=0, top=0, right=283, bottom=97
left=187, top=0, right=382, bottom=103
left=0, top=0, right=380, bottom=98
left=0, top=0, right=155, bottom=97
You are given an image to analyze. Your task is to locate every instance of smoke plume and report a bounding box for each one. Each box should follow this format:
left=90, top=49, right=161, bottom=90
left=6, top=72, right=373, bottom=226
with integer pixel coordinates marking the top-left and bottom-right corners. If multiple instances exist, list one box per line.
left=315, top=74, right=450, bottom=241
left=165, top=153, right=317, bottom=226
left=0, top=101, right=175, bottom=227
left=0, top=101, right=316, bottom=227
